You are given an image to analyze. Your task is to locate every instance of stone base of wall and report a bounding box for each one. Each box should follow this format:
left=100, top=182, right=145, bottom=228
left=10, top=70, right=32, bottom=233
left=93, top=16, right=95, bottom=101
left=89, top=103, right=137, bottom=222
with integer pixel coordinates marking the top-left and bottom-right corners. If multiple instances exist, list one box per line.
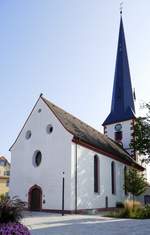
left=25, top=207, right=116, bottom=214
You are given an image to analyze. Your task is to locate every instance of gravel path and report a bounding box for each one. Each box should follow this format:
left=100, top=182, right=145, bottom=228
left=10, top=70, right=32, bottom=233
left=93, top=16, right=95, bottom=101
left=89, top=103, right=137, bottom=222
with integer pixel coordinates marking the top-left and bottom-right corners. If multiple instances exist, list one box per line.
left=22, top=211, right=150, bottom=235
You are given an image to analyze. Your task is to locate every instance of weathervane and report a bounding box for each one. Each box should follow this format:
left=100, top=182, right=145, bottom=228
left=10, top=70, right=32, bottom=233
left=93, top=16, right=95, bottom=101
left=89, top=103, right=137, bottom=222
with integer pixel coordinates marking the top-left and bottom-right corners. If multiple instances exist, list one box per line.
left=120, top=2, right=123, bottom=15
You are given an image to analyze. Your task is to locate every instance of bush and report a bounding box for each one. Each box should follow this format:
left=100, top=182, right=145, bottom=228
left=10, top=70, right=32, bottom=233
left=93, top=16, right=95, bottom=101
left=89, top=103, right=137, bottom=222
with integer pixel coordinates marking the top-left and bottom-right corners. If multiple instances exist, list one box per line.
left=138, top=205, right=150, bottom=219
left=107, top=200, right=150, bottom=219
left=0, top=223, right=30, bottom=235
left=106, top=200, right=149, bottom=219
left=0, top=196, right=31, bottom=234
left=0, top=196, right=25, bottom=223
left=124, top=200, right=141, bottom=211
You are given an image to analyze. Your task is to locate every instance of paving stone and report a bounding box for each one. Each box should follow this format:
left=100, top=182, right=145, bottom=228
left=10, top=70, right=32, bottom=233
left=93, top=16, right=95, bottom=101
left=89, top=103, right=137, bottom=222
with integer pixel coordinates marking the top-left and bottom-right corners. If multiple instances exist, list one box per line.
left=22, top=212, right=150, bottom=235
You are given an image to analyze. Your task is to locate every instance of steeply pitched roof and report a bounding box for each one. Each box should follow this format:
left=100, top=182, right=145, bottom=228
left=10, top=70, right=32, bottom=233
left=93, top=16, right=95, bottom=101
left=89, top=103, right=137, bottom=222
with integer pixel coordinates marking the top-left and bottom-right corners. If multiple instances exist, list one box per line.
left=103, top=17, right=135, bottom=126
left=42, top=96, right=143, bottom=171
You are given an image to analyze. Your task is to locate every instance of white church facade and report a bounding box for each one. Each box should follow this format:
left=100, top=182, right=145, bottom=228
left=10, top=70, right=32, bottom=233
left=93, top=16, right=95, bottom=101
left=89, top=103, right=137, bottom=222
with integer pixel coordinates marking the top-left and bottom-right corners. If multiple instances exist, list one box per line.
left=9, top=15, right=145, bottom=213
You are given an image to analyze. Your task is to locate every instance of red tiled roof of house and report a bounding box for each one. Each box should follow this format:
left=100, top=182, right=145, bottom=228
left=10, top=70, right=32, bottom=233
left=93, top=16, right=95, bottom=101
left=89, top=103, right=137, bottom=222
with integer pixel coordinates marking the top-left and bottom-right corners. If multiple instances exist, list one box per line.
left=0, top=156, right=10, bottom=165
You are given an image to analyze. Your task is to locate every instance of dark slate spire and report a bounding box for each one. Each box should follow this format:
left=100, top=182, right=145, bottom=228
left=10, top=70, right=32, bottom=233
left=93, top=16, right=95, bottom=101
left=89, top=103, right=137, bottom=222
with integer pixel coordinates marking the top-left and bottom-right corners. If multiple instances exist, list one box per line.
left=103, top=16, right=135, bottom=126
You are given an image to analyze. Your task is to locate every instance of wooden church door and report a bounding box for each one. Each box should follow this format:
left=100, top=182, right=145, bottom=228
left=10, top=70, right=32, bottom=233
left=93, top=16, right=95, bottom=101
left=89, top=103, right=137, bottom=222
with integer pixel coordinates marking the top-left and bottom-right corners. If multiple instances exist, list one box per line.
left=29, top=185, right=42, bottom=211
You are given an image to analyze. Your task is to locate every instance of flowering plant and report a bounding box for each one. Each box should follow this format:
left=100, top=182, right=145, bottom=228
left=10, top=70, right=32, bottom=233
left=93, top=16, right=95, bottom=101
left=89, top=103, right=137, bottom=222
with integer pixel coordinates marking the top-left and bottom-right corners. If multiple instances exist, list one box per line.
left=0, top=196, right=31, bottom=234
left=0, top=223, right=30, bottom=235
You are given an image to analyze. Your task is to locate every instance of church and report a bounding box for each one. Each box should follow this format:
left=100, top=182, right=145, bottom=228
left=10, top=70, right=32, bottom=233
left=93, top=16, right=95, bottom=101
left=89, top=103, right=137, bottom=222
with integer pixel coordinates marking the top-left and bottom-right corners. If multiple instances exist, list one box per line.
left=9, top=15, right=145, bottom=213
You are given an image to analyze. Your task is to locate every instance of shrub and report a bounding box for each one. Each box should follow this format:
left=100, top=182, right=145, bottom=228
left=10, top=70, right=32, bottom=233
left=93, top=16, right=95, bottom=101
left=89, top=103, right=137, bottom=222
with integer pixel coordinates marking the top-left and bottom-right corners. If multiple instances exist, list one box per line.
left=119, top=200, right=142, bottom=218
left=0, top=196, right=31, bottom=234
left=107, top=200, right=150, bottom=219
left=0, top=223, right=30, bottom=235
left=0, top=196, right=25, bottom=223
left=139, top=205, right=150, bottom=219
left=124, top=200, right=141, bottom=212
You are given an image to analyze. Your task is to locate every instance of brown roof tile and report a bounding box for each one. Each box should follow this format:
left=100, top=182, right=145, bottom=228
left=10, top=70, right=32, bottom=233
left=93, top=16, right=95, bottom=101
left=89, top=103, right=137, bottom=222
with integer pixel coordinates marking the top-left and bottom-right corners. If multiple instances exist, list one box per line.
left=42, top=97, right=144, bottom=171
left=0, top=156, right=10, bottom=165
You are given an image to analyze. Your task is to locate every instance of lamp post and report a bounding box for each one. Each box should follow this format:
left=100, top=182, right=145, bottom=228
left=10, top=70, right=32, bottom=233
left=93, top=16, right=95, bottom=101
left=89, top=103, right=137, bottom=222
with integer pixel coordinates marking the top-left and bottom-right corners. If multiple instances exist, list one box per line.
left=62, top=171, right=65, bottom=216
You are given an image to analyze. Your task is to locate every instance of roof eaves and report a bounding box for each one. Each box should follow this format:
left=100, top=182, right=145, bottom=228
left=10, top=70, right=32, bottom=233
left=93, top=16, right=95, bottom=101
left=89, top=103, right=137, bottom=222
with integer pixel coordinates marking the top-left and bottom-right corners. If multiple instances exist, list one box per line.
left=73, top=137, right=144, bottom=171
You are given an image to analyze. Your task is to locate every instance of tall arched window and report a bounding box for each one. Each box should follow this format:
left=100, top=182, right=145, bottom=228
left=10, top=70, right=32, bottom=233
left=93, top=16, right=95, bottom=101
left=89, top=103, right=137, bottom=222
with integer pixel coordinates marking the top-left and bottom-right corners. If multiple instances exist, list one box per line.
left=124, top=166, right=127, bottom=195
left=111, top=161, right=116, bottom=194
left=114, top=124, right=122, bottom=143
left=94, top=155, right=99, bottom=193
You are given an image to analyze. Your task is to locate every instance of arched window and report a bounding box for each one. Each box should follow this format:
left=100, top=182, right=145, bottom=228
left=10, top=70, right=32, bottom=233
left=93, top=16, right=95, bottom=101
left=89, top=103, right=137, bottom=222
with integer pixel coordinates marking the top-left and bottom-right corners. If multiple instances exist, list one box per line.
left=124, top=166, right=127, bottom=195
left=115, top=131, right=122, bottom=142
left=111, top=161, right=116, bottom=194
left=35, top=152, right=42, bottom=166
left=94, top=155, right=99, bottom=193
left=33, top=151, right=42, bottom=167
left=114, top=124, right=122, bottom=143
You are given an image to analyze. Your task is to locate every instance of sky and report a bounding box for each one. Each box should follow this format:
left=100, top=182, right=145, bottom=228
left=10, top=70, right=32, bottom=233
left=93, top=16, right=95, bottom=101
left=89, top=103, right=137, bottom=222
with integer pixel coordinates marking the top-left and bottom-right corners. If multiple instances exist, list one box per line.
left=0, top=0, right=150, bottom=161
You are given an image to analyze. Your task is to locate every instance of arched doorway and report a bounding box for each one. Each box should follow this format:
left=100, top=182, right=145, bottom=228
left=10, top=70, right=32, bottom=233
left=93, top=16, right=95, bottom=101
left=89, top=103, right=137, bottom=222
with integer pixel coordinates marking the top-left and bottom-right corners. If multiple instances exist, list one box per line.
left=28, top=185, right=42, bottom=211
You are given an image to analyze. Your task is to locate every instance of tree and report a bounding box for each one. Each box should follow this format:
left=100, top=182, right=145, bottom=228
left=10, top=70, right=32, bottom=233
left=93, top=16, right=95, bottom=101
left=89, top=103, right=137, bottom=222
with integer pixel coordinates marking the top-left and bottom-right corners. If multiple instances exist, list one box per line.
left=125, top=168, right=147, bottom=203
left=131, top=102, right=150, bottom=163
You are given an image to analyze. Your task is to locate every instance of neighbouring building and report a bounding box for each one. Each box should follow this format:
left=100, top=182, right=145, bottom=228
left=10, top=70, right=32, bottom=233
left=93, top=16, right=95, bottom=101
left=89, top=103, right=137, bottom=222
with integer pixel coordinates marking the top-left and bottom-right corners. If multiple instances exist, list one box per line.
left=0, top=156, right=10, bottom=197
left=9, top=14, right=145, bottom=212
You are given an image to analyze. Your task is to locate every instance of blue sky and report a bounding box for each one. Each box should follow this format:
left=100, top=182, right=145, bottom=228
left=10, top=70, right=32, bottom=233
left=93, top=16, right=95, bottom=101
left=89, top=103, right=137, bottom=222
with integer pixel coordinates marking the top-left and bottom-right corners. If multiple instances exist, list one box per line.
left=0, top=0, right=150, bottom=161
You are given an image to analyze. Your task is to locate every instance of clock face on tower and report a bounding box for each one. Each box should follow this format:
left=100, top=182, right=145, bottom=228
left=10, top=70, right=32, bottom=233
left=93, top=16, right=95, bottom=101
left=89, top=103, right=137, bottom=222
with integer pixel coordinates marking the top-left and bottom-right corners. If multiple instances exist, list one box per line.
left=114, top=123, right=122, bottom=132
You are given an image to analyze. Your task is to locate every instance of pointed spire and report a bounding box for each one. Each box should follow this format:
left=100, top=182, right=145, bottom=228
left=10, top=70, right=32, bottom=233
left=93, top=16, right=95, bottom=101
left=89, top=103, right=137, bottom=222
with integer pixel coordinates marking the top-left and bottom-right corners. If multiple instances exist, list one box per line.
left=103, top=16, right=135, bottom=126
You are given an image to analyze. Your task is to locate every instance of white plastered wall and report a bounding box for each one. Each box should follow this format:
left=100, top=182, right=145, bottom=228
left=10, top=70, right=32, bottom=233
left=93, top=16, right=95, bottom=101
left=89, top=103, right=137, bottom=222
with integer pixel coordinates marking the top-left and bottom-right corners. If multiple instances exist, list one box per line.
left=9, top=98, right=73, bottom=210
left=71, top=143, right=126, bottom=210
left=105, top=121, right=150, bottom=183
left=105, top=120, right=133, bottom=155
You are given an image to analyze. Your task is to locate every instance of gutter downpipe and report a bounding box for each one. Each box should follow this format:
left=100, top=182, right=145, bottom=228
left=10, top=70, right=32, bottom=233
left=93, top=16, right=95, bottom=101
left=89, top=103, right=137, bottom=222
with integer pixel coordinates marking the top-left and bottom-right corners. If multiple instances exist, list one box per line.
left=75, top=138, right=78, bottom=214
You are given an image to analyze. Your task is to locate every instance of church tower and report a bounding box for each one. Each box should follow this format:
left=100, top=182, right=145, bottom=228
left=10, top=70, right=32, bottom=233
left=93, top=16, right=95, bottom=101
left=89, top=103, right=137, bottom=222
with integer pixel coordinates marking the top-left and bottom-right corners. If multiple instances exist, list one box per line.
left=103, top=14, right=136, bottom=158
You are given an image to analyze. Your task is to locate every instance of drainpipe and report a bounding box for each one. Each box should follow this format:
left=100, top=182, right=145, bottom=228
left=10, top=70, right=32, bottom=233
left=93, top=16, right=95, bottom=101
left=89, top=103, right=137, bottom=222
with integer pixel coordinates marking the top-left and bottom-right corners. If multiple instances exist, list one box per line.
left=75, top=139, right=78, bottom=213
left=62, top=172, right=65, bottom=216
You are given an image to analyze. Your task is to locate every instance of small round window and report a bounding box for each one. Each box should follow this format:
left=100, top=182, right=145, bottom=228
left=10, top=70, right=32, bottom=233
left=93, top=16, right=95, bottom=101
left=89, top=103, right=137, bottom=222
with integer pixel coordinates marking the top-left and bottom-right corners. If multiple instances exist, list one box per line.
left=46, top=124, right=53, bottom=134
left=25, top=130, right=32, bottom=139
left=33, top=151, right=42, bottom=167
